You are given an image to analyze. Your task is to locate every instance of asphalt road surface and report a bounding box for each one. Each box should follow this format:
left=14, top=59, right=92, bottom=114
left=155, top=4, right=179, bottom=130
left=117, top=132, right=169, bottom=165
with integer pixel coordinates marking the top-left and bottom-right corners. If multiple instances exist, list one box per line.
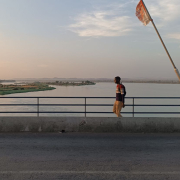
left=0, top=133, right=180, bottom=180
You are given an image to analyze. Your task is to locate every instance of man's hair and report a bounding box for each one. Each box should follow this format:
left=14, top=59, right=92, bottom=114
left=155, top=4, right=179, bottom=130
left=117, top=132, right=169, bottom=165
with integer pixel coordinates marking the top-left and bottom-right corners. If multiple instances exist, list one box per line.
left=115, top=76, right=121, bottom=83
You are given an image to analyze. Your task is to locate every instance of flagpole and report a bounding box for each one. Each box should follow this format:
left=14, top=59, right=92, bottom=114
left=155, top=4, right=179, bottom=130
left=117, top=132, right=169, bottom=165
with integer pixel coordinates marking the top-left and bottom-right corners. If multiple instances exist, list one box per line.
left=142, top=0, right=180, bottom=81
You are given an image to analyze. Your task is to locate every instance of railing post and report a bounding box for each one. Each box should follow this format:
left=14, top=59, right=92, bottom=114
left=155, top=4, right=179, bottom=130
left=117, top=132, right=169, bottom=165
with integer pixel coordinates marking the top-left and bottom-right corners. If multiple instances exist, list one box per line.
left=37, top=98, right=39, bottom=117
left=85, top=97, right=86, bottom=117
left=132, top=98, right=134, bottom=117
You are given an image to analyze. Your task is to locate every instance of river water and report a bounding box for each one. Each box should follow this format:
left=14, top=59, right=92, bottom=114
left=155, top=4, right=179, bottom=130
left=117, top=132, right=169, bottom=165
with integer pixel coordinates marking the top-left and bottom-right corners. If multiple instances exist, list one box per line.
left=0, top=82, right=180, bottom=117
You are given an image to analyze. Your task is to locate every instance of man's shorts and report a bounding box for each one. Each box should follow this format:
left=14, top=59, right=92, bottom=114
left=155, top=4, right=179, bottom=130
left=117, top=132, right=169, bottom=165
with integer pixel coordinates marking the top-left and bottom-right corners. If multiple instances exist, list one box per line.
left=113, top=101, right=123, bottom=117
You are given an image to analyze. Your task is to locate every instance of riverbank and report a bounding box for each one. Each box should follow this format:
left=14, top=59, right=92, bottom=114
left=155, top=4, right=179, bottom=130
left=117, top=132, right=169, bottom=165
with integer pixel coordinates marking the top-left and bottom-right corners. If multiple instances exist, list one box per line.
left=46, top=80, right=96, bottom=86
left=0, top=83, right=55, bottom=95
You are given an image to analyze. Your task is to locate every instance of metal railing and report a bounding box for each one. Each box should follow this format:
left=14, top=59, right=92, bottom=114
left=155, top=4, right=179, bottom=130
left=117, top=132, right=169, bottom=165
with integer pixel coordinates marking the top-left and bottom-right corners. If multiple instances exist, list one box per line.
left=0, top=97, right=180, bottom=117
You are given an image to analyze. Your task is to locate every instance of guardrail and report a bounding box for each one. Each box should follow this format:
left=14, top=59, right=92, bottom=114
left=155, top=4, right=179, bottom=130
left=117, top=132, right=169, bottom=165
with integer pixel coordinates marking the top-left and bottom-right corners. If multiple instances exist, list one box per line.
left=0, top=97, right=180, bottom=117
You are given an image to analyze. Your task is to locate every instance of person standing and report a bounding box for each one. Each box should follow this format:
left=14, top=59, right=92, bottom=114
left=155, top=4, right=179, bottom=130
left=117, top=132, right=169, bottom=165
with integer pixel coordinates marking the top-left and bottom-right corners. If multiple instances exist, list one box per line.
left=113, top=76, right=126, bottom=117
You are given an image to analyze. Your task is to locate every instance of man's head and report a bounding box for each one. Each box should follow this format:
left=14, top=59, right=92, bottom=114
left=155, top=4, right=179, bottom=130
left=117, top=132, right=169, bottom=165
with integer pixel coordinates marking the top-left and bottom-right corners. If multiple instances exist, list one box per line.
left=114, top=76, right=121, bottom=84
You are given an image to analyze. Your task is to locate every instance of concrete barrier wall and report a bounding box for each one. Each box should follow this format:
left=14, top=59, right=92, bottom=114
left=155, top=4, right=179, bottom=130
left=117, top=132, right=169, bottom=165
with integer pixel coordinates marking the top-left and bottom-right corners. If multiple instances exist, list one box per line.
left=0, top=117, right=180, bottom=133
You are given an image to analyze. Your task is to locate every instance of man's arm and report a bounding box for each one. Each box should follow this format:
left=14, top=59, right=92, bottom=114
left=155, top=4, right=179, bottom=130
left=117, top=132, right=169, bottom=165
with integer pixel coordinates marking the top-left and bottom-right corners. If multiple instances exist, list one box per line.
left=120, top=85, right=125, bottom=107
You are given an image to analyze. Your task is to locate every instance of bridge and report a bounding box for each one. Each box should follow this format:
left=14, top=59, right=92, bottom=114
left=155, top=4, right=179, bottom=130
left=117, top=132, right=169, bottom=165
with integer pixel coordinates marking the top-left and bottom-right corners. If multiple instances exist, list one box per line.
left=0, top=96, right=179, bottom=179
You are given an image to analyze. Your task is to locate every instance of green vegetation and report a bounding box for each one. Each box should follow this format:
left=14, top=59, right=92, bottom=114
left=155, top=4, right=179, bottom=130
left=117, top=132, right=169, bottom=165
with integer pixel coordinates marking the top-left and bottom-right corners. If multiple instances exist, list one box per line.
left=46, top=80, right=96, bottom=86
left=0, top=83, right=55, bottom=95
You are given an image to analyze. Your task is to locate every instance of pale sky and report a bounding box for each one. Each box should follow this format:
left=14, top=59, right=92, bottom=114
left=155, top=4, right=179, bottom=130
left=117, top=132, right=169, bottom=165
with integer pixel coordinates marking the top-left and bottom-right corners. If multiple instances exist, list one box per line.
left=0, top=0, right=180, bottom=80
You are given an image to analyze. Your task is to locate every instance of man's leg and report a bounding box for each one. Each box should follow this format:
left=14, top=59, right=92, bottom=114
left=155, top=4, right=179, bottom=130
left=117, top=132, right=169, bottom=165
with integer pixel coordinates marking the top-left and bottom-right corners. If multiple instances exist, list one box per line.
left=113, top=101, right=116, bottom=114
left=115, top=101, right=122, bottom=117
left=113, top=101, right=123, bottom=117
left=118, top=101, right=123, bottom=117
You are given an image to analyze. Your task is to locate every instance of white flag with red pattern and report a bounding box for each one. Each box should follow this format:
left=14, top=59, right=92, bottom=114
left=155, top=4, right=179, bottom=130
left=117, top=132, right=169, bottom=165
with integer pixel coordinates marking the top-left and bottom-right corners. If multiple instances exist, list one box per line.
left=136, top=0, right=151, bottom=26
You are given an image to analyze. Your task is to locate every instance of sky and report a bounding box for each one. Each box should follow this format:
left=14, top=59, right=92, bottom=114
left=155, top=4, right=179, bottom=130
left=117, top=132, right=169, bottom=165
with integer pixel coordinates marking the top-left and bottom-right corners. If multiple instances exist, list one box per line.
left=0, top=0, right=180, bottom=80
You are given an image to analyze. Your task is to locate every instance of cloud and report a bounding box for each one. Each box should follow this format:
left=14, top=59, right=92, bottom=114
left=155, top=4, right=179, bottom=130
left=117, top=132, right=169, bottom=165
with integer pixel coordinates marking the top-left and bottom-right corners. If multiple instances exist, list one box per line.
left=148, top=0, right=180, bottom=23
left=69, top=3, right=133, bottom=37
left=68, top=0, right=180, bottom=37
left=167, top=33, right=180, bottom=40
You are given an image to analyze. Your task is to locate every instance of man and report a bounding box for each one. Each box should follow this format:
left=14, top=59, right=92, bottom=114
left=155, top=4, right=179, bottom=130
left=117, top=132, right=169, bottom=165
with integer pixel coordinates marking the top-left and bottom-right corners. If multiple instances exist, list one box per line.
left=113, top=76, right=125, bottom=117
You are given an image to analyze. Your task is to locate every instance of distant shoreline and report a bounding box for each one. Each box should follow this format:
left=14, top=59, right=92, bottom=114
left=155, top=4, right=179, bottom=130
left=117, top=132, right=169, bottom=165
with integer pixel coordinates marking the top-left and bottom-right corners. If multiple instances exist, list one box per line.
left=122, top=81, right=180, bottom=84
left=2, top=79, right=180, bottom=85
left=94, top=80, right=180, bottom=84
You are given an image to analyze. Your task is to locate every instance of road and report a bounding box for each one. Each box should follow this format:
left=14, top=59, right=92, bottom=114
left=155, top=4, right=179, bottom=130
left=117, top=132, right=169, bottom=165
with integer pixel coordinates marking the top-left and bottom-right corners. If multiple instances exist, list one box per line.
left=0, top=133, right=180, bottom=180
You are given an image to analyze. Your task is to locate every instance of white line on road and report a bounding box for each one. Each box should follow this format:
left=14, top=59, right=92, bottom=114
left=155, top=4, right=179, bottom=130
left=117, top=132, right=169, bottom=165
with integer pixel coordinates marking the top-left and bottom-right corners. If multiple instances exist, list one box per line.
left=0, top=171, right=179, bottom=175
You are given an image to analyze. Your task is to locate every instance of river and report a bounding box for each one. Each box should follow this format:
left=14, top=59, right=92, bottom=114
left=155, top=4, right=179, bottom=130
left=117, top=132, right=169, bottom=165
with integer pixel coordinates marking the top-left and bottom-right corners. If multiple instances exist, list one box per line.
left=0, top=82, right=180, bottom=117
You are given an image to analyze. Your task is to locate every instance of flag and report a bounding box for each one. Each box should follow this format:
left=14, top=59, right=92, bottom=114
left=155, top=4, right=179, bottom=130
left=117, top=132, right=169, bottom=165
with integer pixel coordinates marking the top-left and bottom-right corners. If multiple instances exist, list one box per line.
left=136, top=0, right=151, bottom=26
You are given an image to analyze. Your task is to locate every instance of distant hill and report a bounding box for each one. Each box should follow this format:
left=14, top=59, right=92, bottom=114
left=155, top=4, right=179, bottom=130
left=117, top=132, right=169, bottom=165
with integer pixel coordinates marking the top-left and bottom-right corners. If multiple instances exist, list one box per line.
left=0, top=80, right=16, bottom=83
